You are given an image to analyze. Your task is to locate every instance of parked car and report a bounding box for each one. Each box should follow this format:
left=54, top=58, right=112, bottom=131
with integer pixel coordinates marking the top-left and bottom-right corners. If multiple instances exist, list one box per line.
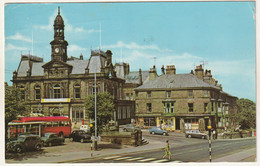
left=149, top=127, right=169, bottom=136
left=6, top=134, right=43, bottom=153
left=69, top=130, right=91, bottom=143
left=41, top=133, right=65, bottom=147
left=80, top=125, right=90, bottom=132
left=123, top=124, right=141, bottom=132
left=185, top=130, right=208, bottom=139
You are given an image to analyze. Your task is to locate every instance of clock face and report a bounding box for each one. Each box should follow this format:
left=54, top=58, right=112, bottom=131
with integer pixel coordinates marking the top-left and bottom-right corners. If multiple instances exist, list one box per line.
left=55, top=48, right=59, bottom=53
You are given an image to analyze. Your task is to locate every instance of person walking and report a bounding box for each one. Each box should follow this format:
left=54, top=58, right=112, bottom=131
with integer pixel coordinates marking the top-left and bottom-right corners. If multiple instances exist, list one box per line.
left=163, top=140, right=171, bottom=160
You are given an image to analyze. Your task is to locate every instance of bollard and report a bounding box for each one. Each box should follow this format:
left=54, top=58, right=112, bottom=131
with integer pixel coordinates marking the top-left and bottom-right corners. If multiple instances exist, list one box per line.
left=208, top=126, right=212, bottom=162
left=91, top=142, right=93, bottom=157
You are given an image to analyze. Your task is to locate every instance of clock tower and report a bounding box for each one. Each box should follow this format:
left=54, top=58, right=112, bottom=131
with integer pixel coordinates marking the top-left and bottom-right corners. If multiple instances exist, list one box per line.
left=50, top=7, right=68, bottom=62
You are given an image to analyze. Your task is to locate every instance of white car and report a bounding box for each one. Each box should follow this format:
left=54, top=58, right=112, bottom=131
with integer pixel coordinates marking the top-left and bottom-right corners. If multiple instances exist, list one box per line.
left=80, top=125, right=89, bottom=132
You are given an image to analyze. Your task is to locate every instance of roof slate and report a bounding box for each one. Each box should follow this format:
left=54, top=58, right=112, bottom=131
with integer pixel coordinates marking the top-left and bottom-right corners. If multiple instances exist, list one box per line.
left=17, top=60, right=30, bottom=76
left=67, top=59, right=89, bottom=74
left=135, top=74, right=220, bottom=90
left=125, top=71, right=150, bottom=84
left=31, top=62, right=45, bottom=76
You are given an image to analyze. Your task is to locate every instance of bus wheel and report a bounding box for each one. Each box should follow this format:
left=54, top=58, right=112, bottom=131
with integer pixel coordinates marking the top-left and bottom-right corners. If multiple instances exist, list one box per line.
left=58, top=132, right=64, bottom=138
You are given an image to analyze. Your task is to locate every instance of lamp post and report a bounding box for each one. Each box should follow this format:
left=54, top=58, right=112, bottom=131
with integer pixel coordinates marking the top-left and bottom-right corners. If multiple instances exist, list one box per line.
left=94, top=66, right=98, bottom=150
left=59, top=103, right=63, bottom=116
left=38, top=103, right=42, bottom=115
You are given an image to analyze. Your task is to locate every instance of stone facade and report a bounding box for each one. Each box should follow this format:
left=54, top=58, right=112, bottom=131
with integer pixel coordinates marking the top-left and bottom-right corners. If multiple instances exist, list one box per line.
left=11, top=7, right=135, bottom=126
left=135, top=65, right=238, bottom=132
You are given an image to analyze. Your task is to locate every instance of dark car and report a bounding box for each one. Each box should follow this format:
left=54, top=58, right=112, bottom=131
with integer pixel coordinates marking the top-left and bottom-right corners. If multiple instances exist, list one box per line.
left=41, top=133, right=65, bottom=147
left=185, top=130, right=208, bottom=139
left=123, top=124, right=141, bottom=132
left=149, top=127, right=169, bottom=136
left=69, top=130, right=91, bottom=143
left=6, top=134, right=43, bottom=153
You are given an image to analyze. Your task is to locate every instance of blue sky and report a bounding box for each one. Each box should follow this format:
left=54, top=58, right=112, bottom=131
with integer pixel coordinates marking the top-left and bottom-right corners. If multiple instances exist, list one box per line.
left=4, top=2, right=256, bottom=101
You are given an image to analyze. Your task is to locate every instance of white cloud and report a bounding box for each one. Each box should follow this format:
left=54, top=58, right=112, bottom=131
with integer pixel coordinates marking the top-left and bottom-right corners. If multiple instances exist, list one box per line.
left=103, top=41, right=160, bottom=51
left=68, top=44, right=87, bottom=53
left=6, top=33, right=32, bottom=42
left=5, top=43, right=27, bottom=51
left=33, top=9, right=99, bottom=35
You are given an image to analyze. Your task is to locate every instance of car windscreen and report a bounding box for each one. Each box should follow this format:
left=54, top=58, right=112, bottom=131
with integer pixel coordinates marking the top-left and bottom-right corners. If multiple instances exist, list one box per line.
left=17, top=136, right=26, bottom=141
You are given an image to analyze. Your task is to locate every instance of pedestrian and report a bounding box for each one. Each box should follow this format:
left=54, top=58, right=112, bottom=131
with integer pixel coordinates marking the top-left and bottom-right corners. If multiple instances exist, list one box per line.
left=213, top=130, right=216, bottom=140
left=163, top=140, right=171, bottom=160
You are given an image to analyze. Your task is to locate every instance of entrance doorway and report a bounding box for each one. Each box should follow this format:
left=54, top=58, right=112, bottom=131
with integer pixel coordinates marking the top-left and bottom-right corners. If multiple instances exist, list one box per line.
left=175, top=118, right=180, bottom=130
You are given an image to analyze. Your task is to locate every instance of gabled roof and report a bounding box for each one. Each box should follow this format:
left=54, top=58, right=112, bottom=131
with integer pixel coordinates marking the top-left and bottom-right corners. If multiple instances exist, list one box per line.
left=42, top=60, right=73, bottom=69
left=135, top=74, right=220, bottom=90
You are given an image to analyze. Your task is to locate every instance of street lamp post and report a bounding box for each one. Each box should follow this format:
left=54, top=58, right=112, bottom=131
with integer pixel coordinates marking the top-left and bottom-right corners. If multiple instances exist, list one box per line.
left=59, top=103, right=62, bottom=116
left=94, top=67, right=98, bottom=150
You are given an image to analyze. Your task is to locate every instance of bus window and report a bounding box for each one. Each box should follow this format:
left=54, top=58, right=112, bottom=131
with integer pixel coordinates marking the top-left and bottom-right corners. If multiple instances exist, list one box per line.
left=52, top=121, right=58, bottom=127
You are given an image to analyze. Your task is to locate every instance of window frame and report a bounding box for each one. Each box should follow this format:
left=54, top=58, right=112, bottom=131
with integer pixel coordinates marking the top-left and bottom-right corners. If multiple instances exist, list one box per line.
left=188, top=103, right=193, bottom=112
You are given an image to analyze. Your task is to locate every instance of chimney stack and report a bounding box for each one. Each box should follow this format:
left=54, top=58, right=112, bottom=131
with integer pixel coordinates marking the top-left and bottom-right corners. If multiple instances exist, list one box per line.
left=149, top=65, right=158, bottom=80
left=139, top=68, right=142, bottom=85
left=166, top=65, right=176, bottom=75
left=80, top=54, right=83, bottom=60
left=161, top=65, right=165, bottom=75
left=195, top=64, right=204, bottom=80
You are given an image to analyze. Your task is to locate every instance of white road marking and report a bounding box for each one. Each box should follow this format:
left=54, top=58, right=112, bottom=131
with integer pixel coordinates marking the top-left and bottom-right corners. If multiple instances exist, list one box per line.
left=126, top=157, right=145, bottom=161
left=151, top=159, right=169, bottom=163
left=138, top=158, right=157, bottom=162
left=114, top=156, right=133, bottom=160
left=103, top=156, right=121, bottom=160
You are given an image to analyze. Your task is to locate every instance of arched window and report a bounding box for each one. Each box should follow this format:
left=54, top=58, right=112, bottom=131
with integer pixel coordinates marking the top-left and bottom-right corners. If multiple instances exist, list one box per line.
left=74, top=84, right=81, bottom=99
left=20, top=86, right=25, bottom=100
left=53, top=84, right=61, bottom=98
left=35, top=85, right=41, bottom=100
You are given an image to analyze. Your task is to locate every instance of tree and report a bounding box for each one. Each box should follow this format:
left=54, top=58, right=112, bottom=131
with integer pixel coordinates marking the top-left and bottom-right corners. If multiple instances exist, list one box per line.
left=234, top=98, right=256, bottom=129
left=84, top=92, right=115, bottom=133
left=5, top=84, right=30, bottom=139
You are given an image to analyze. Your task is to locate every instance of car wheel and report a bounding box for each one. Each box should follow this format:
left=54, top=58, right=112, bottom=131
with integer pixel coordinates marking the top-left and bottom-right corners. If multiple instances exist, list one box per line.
left=152, top=131, right=155, bottom=135
left=80, top=138, right=84, bottom=143
left=188, top=135, right=191, bottom=138
left=202, top=136, right=205, bottom=139
left=35, top=144, right=41, bottom=151
left=15, top=146, right=23, bottom=153
left=48, top=142, right=52, bottom=147
left=69, top=137, right=73, bottom=142
left=163, top=132, right=166, bottom=136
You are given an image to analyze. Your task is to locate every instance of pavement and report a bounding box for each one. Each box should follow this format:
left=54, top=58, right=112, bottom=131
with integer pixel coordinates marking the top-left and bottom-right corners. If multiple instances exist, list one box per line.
left=5, top=131, right=256, bottom=163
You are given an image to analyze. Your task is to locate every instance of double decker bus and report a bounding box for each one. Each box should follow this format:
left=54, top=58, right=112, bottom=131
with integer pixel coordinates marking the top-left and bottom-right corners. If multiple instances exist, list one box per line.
left=7, top=116, right=71, bottom=139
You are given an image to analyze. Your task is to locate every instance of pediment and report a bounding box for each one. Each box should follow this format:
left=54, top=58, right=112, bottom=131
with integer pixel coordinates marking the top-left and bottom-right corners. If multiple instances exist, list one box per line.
left=42, top=60, right=73, bottom=69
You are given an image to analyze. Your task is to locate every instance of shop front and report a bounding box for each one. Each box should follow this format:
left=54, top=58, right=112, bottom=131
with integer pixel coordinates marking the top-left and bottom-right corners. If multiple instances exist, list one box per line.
left=156, top=116, right=175, bottom=131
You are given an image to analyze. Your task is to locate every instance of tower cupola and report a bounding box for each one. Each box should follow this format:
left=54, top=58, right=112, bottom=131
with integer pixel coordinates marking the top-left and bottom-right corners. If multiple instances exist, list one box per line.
left=50, top=6, right=68, bottom=62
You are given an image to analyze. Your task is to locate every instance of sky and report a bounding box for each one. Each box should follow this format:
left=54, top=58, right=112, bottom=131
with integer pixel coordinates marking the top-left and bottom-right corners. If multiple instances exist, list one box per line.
left=4, top=2, right=256, bottom=101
